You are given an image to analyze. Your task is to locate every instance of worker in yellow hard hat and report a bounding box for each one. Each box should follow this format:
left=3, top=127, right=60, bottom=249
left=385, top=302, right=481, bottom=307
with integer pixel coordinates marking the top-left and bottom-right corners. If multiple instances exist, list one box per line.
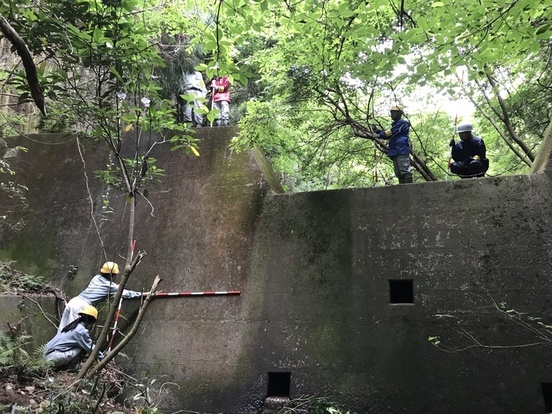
left=57, top=261, right=144, bottom=333
left=44, top=305, right=102, bottom=369
left=370, top=104, right=413, bottom=184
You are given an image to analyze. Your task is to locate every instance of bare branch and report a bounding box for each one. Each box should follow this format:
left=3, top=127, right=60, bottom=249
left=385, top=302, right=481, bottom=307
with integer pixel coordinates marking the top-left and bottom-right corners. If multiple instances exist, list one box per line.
left=84, top=275, right=161, bottom=378
left=0, top=13, right=46, bottom=115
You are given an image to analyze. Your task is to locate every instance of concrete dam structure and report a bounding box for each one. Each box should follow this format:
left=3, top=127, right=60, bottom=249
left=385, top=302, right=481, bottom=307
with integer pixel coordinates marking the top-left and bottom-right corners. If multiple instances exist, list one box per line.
left=2, top=125, right=552, bottom=413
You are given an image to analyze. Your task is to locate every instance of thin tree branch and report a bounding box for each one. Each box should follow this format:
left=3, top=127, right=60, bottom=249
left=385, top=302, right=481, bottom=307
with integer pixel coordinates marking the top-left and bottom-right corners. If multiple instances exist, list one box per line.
left=0, top=13, right=46, bottom=115
left=84, top=275, right=161, bottom=378
left=76, top=251, right=146, bottom=379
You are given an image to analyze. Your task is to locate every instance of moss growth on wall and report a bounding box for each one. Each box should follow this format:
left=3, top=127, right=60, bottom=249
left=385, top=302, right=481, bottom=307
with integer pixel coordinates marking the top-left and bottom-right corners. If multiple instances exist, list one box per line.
left=0, top=261, right=48, bottom=293
left=0, top=226, right=60, bottom=279
left=306, top=321, right=342, bottom=362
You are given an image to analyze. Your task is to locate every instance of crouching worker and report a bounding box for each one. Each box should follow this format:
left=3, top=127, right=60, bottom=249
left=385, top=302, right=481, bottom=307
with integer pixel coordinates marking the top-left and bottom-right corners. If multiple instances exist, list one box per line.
left=44, top=305, right=102, bottom=369
left=449, top=123, right=489, bottom=178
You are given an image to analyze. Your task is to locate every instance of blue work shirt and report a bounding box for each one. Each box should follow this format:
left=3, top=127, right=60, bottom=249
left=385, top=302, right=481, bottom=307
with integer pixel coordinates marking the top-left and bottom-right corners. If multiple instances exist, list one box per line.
left=44, top=323, right=94, bottom=355
left=79, top=274, right=142, bottom=305
left=451, top=135, right=486, bottom=162
left=378, top=118, right=411, bottom=157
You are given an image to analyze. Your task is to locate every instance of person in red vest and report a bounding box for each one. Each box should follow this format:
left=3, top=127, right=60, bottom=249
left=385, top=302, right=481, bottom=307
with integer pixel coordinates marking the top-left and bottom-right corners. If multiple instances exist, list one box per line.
left=209, top=75, right=231, bottom=126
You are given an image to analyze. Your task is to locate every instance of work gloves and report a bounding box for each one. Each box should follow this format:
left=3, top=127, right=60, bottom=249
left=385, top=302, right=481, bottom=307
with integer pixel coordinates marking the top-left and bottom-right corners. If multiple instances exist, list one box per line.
left=462, top=156, right=482, bottom=166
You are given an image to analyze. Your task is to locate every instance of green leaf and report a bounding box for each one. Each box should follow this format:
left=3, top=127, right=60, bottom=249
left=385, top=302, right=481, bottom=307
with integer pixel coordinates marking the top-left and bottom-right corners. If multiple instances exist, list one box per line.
left=92, top=28, right=103, bottom=43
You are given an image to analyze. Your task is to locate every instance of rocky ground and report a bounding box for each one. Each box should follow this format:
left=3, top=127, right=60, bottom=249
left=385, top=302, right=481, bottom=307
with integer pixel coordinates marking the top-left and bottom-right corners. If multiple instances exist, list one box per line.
left=0, top=364, right=136, bottom=413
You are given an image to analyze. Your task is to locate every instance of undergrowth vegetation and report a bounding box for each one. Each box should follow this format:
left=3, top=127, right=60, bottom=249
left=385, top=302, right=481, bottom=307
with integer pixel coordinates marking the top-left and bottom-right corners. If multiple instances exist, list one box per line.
left=0, top=262, right=170, bottom=413
left=0, top=327, right=174, bottom=413
left=0, top=261, right=46, bottom=293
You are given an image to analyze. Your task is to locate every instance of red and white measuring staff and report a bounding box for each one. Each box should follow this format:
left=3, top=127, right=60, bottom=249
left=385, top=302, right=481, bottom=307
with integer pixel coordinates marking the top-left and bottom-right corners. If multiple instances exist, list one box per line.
left=153, top=290, right=241, bottom=297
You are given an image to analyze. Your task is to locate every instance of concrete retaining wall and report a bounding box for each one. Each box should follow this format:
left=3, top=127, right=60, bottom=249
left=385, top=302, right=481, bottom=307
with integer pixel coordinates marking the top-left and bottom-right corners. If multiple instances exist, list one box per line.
left=1, top=128, right=552, bottom=413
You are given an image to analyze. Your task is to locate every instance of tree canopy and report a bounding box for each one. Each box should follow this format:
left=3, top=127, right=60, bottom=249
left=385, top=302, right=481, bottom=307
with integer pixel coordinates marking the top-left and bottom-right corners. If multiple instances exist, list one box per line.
left=0, top=0, right=550, bottom=191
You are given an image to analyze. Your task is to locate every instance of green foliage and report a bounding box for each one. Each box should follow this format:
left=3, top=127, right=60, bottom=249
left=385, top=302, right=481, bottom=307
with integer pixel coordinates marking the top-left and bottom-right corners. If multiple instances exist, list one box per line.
left=0, top=329, right=173, bottom=413
left=0, top=110, right=27, bottom=137
left=128, top=374, right=178, bottom=413
left=1, top=0, right=550, bottom=190
left=409, top=109, right=455, bottom=181
left=3, top=0, right=547, bottom=189
left=0, top=261, right=46, bottom=293
left=234, top=97, right=397, bottom=190
left=280, top=395, right=355, bottom=413
left=221, top=0, right=551, bottom=187
left=0, top=331, right=50, bottom=380
left=1, top=0, right=202, bottom=199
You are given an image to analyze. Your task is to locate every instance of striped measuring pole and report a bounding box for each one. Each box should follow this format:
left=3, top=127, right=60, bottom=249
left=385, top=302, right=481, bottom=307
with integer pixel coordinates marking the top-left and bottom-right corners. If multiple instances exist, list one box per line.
left=153, top=290, right=241, bottom=297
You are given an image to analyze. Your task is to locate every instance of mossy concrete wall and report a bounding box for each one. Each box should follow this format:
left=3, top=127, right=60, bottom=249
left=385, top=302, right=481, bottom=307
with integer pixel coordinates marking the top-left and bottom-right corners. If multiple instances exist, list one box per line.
left=2, top=128, right=552, bottom=413
left=0, top=295, right=56, bottom=348
left=247, top=175, right=552, bottom=413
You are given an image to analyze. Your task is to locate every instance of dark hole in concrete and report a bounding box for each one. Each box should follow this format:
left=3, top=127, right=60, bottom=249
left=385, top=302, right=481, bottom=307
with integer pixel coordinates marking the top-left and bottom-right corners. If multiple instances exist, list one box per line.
left=542, top=383, right=552, bottom=412
left=389, top=279, right=414, bottom=304
left=267, top=372, right=291, bottom=397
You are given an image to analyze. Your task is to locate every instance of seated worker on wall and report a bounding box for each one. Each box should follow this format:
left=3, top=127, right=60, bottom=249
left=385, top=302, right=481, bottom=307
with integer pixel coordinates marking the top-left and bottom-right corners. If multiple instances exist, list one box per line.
left=44, top=305, right=102, bottom=369
left=449, top=123, right=489, bottom=178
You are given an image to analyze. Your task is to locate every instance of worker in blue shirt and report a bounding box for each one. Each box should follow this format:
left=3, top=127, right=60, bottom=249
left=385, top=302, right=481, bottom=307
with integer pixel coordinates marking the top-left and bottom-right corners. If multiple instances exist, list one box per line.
left=44, top=305, right=101, bottom=369
left=373, top=105, right=412, bottom=184
left=57, top=262, right=143, bottom=333
left=449, top=123, right=489, bottom=178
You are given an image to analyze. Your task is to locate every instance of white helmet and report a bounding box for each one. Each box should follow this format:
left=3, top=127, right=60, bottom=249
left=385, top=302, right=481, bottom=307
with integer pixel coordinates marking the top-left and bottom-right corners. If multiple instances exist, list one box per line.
left=457, top=123, right=473, bottom=133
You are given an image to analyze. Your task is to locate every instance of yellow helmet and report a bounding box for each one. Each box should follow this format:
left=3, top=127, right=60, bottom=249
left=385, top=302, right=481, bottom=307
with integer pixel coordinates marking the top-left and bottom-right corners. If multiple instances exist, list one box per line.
left=101, top=261, right=120, bottom=275
left=78, top=305, right=98, bottom=320
left=390, top=104, right=404, bottom=113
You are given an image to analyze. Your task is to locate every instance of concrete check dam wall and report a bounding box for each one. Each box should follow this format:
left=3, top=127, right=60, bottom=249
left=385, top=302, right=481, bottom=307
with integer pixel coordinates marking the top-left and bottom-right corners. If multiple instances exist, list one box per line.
left=1, top=124, right=552, bottom=413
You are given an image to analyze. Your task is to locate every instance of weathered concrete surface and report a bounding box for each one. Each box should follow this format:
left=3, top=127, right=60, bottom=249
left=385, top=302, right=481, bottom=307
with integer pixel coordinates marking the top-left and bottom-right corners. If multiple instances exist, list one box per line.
left=1, top=128, right=271, bottom=412
left=2, top=127, right=552, bottom=413
left=0, top=295, right=57, bottom=349
left=246, top=175, right=552, bottom=413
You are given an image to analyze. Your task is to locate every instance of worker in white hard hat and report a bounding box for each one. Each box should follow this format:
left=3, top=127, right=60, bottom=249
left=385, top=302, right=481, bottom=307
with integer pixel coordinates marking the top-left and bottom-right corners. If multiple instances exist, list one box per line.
left=449, top=123, right=489, bottom=178
left=57, top=261, right=144, bottom=333
left=371, top=104, right=413, bottom=184
left=179, top=69, right=207, bottom=127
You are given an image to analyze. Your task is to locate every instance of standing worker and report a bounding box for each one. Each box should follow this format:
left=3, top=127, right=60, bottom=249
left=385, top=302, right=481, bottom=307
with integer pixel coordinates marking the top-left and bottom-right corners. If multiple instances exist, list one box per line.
left=44, top=305, right=102, bottom=369
left=371, top=104, right=412, bottom=184
left=179, top=70, right=207, bottom=127
left=210, top=75, right=231, bottom=126
left=57, top=261, right=143, bottom=333
left=449, top=123, right=489, bottom=178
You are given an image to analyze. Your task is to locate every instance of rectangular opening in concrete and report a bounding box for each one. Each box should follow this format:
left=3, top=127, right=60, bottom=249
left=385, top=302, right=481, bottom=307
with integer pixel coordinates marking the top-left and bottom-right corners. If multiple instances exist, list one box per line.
left=542, top=383, right=552, bottom=412
left=267, top=372, right=291, bottom=397
left=389, top=279, right=414, bottom=304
